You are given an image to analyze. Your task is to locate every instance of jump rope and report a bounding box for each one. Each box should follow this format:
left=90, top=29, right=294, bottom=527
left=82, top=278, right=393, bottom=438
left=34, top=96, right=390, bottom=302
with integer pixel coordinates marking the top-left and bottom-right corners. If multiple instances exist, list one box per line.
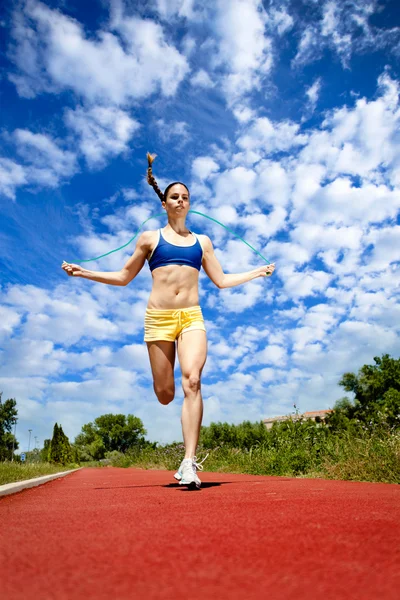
left=65, top=210, right=273, bottom=273
left=64, top=155, right=274, bottom=274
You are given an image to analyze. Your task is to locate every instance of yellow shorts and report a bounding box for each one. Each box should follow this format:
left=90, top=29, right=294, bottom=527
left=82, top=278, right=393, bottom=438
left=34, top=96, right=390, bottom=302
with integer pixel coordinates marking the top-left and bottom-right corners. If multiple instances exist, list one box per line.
left=144, top=305, right=206, bottom=342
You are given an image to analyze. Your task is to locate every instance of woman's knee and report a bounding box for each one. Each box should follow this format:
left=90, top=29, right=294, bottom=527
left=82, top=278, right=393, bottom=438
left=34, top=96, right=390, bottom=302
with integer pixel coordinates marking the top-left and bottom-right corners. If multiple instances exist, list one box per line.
left=154, top=382, right=175, bottom=405
left=182, top=373, right=201, bottom=396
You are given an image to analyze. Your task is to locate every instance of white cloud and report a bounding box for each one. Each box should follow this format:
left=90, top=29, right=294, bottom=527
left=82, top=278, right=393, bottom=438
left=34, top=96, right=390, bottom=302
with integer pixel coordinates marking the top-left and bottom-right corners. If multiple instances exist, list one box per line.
left=211, top=0, right=272, bottom=104
left=296, top=177, right=400, bottom=228
left=284, top=74, right=400, bottom=231
left=192, top=156, right=220, bottom=180
left=236, top=117, right=307, bottom=158
left=321, top=1, right=353, bottom=65
left=255, top=160, right=291, bottom=207
left=9, top=0, right=189, bottom=105
left=232, top=105, right=257, bottom=124
left=349, top=290, right=400, bottom=329
left=291, top=303, right=341, bottom=351
left=0, top=158, right=27, bottom=200
left=191, top=69, right=215, bottom=88
left=216, top=279, right=266, bottom=313
left=210, top=166, right=258, bottom=210
left=155, top=119, right=190, bottom=146
left=268, top=6, right=293, bottom=36
left=181, top=35, right=196, bottom=56
left=14, top=128, right=77, bottom=178
left=258, top=344, right=287, bottom=366
left=154, top=0, right=196, bottom=20
left=363, top=225, right=400, bottom=271
left=65, top=106, right=140, bottom=168
left=0, top=339, right=64, bottom=378
left=242, top=208, right=287, bottom=242
left=0, top=129, right=78, bottom=198
left=335, top=320, right=398, bottom=353
left=0, top=283, right=143, bottom=347
left=0, top=305, right=22, bottom=339
left=292, top=0, right=400, bottom=68
left=208, top=205, right=238, bottom=227
left=263, top=240, right=310, bottom=273
left=315, top=75, right=400, bottom=179
left=305, top=77, right=322, bottom=115
left=291, top=223, right=363, bottom=255
left=281, top=268, right=333, bottom=300
left=292, top=25, right=321, bottom=68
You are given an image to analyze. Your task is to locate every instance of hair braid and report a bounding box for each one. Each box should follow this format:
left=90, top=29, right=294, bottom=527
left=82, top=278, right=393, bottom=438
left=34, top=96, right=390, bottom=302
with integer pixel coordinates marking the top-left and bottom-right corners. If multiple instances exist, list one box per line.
left=146, top=152, right=165, bottom=203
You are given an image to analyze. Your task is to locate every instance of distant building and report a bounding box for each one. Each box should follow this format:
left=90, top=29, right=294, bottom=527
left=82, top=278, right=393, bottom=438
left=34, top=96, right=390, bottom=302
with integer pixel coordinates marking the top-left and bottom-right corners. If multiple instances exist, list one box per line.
left=263, top=409, right=333, bottom=430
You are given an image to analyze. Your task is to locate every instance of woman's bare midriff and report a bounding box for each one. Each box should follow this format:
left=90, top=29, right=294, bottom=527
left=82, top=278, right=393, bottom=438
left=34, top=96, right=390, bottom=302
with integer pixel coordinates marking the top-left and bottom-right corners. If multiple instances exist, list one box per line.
left=147, top=266, right=200, bottom=309
left=146, top=229, right=202, bottom=310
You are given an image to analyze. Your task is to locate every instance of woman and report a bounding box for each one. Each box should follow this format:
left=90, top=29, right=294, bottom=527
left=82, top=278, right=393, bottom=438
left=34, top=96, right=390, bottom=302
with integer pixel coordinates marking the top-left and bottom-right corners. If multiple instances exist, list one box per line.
left=62, top=153, right=275, bottom=488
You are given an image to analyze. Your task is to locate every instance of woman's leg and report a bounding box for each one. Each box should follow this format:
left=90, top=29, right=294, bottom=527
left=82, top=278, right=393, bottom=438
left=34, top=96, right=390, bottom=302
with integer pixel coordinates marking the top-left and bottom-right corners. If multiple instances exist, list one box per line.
left=177, top=329, right=207, bottom=458
left=146, top=341, right=176, bottom=405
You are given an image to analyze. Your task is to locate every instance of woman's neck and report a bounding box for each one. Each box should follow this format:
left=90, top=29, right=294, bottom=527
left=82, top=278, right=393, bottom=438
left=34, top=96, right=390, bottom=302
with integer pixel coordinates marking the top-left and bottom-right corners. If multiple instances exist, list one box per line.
left=165, top=218, right=190, bottom=235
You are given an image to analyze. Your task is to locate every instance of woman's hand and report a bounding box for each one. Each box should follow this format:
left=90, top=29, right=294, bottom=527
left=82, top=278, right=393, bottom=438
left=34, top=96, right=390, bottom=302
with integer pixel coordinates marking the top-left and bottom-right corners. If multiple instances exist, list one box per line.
left=256, top=263, right=275, bottom=278
left=62, top=261, right=84, bottom=277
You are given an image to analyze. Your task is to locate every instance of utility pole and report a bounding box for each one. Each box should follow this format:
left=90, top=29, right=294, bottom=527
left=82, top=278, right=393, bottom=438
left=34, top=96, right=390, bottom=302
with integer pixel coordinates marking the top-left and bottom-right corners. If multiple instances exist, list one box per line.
left=28, top=429, right=32, bottom=455
left=34, top=437, right=39, bottom=462
left=11, top=418, right=17, bottom=462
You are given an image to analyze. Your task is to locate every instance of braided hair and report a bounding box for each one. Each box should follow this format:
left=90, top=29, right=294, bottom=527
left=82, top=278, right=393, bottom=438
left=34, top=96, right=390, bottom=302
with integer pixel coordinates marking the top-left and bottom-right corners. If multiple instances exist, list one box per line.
left=146, top=152, right=190, bottom=203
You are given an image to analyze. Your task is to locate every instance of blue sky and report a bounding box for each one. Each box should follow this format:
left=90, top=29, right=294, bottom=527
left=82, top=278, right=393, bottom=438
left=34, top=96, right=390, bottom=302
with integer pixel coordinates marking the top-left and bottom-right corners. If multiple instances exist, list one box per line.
left=1, top=0, right=400, bottom=450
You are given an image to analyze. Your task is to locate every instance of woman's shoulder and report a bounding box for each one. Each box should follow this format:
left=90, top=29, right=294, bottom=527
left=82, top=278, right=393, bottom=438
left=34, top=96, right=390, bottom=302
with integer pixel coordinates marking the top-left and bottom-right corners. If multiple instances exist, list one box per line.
left=196, top=233, right=212, bottom=244
left=138, top=229, right=159, bottom=249
left=141, top=229, right=159, bottom=239
left=195, top=232, right=210, bottom=240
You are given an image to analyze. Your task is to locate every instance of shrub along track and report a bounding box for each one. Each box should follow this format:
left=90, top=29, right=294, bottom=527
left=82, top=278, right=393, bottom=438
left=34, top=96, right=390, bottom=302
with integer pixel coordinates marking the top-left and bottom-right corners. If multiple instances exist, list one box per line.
left=1, top=467, right=399, bottom=599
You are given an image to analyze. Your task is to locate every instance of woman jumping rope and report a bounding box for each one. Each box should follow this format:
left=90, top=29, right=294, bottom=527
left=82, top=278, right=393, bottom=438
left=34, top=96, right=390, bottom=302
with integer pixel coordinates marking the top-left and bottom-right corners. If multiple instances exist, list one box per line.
left=62, top=153, right=275, bottom=488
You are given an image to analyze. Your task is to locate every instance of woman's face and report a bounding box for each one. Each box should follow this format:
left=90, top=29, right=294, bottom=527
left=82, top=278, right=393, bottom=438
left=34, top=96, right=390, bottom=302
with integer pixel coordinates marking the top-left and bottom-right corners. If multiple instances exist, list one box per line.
left=163, top=184, right=190, bottom=215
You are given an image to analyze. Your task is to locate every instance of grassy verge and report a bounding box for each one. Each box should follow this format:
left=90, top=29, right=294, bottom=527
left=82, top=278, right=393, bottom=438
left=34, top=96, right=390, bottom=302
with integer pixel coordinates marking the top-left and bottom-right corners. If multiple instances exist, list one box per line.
left=0, top=462, right=79, bottom=486
left=87, top=431, right=400, bottom=485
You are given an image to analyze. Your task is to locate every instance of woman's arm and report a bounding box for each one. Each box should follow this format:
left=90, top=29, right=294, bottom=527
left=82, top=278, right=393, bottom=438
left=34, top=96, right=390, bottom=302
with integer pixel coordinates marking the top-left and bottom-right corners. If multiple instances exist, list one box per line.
left=201, top=236, right=275, bottom=289
left=61, top=232, right=152, bottom=286
left=74, top=268, right=126, bottom=286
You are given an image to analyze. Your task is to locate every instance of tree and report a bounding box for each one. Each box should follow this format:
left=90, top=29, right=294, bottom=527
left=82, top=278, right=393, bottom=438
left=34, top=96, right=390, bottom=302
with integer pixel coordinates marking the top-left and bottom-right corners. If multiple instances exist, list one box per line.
left=325, top=397, right=357, bottom=432
left=330, top=354, right=400, bottom=430
left=71, top=444, right=80, bottom=465
left=0, top=392, right=18, bottom=461
left=41, top=439, right=51, bottom=462
left=74, top=413, right=148, bottom=461
left=74, top=422, right=106, bottom=461
left=49, top=423, right=61, bottom=463
left=200, top=420, right=270, bottom=449
left=49, top=423, right=73, bottom=464
left=58, top=425, right=73, bottom=464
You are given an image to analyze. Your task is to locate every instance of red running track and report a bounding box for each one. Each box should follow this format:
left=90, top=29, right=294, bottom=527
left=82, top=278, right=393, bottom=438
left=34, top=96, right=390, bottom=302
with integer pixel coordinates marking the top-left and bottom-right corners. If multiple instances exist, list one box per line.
left=1, top=468, right=399, bottom=600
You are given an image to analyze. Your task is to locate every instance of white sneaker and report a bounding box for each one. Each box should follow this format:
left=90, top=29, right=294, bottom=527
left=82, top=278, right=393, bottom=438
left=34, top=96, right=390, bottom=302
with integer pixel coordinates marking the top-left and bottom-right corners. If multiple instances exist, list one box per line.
left=173, top=459, right=185, bottom=482
left=175, top=455, right=208, bottom=489
left=174, top=455, right=208, bottom=481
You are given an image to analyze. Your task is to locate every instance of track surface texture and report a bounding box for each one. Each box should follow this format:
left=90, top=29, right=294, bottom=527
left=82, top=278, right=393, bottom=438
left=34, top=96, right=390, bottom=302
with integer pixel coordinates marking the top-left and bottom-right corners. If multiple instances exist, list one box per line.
left=1, top=468, right=399, bottom=600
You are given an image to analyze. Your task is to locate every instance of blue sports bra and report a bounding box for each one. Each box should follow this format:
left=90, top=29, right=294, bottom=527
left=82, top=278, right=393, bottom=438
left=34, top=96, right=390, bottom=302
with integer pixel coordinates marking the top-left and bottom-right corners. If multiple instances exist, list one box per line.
left=148, top=229, right=204, bottom=273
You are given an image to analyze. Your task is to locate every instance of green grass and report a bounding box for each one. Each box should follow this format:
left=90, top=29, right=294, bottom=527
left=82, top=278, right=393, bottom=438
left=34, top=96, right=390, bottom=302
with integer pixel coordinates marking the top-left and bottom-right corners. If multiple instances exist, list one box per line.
left=0, top=462, right=79, bottom=486
left=88, top=431, right=400, bottom=485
